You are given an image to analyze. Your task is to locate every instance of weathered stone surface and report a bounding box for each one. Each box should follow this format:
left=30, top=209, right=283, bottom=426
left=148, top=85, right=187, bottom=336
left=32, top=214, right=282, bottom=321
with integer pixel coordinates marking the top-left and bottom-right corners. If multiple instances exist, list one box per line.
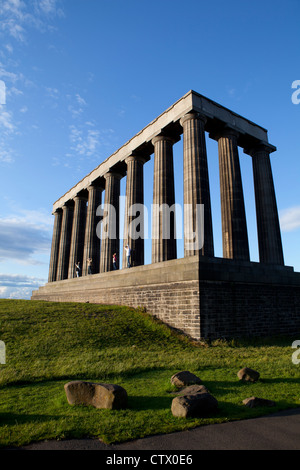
left=64, top=381, right=127, bottom=410
left=171, top=392, right=218, bottom=418
left=243, top=397, right=276, bottom=408
left=237, top=367, right=260, bottom=383
left=171, top=371, right=202, bottom=389
left=176, top=384, right=209, bottom=395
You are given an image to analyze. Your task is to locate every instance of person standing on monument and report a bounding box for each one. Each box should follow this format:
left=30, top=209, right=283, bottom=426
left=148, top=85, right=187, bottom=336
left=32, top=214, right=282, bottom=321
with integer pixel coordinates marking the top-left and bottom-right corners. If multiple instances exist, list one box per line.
left=113, top=253, right=117, bottom=270
left=75, top=261, right=81, bottom=277
left=87, top=258, right=93, bottom=275
left=125, top=245, right=131, bottom=268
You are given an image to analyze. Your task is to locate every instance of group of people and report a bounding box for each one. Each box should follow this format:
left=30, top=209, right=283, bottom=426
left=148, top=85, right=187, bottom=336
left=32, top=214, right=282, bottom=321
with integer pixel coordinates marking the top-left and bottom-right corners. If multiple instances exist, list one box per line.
left=74, top=246, right=131, bottom=277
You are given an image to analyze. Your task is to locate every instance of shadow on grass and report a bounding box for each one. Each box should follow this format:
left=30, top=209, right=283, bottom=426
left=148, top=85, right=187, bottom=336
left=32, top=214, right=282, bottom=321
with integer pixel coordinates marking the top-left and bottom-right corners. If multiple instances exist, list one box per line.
left=202, top=377, right=300, bottom=396
left=0, top=412, right=61, bottom=426
left=128, top=395, right=173, bottom=411
left=0, top=367, right=170, bottom=389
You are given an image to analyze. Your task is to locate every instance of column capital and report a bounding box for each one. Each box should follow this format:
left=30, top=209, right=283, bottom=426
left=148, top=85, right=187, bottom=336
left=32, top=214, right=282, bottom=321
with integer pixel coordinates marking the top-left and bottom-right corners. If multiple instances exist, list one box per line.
left=62, top=201, right=74, bottom=210
left=151, top=134, right=176, bottom=146
left=244, top=142, right=277, bottom=157
left=125, top=153, right=148, bottom=165
left=73, top=194, right=88, bottom=202
left=52, top=207, right=62, bottom=215
left=103, top=170, right=123, bottom=180
left=87, top=183, right=105, bottom=192
left=210, top=126, right=240, bottom=141
left=180, top=112, right=207, bottom=127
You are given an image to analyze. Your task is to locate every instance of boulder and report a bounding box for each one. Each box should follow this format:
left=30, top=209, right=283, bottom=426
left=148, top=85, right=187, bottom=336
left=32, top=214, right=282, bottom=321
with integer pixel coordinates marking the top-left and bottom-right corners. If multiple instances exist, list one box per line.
left=243, top=397, right=276, bottom=408
left=176, top=384, right=210, bottom=396
left=64, top=381, right=128, bottom=410
left=171, top=391, right=218, bottom=418
left=237, top=367, right=260, bottom=383
left=171, top=371, right=202, bottom=389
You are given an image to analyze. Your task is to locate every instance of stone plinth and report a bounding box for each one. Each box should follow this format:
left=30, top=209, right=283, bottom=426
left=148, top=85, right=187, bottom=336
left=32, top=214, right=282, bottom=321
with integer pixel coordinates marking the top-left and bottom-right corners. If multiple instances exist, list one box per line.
left=32, top=256, right=300, bottom=341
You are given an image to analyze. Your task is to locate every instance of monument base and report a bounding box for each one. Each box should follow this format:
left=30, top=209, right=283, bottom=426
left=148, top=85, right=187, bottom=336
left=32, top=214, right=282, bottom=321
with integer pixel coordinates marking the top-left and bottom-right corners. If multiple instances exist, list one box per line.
left=31, top=256, right=300, bottom=341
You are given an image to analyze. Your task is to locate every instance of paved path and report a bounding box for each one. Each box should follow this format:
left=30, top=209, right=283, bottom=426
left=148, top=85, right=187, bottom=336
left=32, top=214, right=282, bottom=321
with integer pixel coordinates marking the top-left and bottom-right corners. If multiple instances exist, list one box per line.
left=14, top=408, right=300, bottom=451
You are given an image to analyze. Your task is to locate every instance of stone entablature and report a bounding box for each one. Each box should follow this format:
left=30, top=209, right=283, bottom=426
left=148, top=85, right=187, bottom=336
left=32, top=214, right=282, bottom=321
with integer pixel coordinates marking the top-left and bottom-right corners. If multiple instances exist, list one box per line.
left=52, top=90, right=274, bottom=212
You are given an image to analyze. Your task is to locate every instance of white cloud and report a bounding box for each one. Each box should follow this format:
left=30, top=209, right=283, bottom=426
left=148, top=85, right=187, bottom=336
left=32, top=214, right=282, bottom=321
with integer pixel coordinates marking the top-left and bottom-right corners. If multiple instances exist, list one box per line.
left=0, top=147, right=14, bottom=163
left=5, top=43, right=13, bottom=54
left=0, top=104, right=16, bottom=163
left=69, top=124, right=100, bottom=157
left=0, top=0, right=64, bottom=43
left=37, top=0, right=58, bottom=15
left=76, top=93, right=87, bottom=107
left=0, top=208, right=52, bottom=264
left=280, top=206, right=300, bottom=232
left=0, top=105, right=15, bottom=133
left=0, top=273, right=46, bottom=299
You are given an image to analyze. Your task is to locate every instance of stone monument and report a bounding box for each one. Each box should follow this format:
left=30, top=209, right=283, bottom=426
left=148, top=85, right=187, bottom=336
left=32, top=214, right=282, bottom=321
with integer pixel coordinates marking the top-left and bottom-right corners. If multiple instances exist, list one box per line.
left=32, top=90, right=300, bottom=340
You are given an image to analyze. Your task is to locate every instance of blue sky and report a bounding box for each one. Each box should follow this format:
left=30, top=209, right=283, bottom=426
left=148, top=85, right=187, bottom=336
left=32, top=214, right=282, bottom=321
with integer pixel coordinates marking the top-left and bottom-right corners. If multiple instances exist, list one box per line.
left=0, top=0, right=299, bottom=299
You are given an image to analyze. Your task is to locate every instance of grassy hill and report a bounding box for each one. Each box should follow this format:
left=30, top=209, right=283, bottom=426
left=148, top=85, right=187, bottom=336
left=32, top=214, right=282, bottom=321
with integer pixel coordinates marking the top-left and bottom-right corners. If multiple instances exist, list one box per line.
left=0, top=299, right=299, bottom=448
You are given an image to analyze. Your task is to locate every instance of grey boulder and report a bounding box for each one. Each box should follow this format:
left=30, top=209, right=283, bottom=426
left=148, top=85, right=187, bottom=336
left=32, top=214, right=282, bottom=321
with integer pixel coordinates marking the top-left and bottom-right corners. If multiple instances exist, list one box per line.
left=171, top=391, right=218, bottom=418
left=237, top=367, right=260, bottom=383
left=64, top=380, right=128, bottom=410
left=171, top=371, right=202, bottom=389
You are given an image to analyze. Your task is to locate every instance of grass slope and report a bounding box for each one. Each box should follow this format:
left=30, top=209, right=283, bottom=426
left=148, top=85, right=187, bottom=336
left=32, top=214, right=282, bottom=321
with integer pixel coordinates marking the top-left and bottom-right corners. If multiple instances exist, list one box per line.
left=0, top=299, right=299, bottom=448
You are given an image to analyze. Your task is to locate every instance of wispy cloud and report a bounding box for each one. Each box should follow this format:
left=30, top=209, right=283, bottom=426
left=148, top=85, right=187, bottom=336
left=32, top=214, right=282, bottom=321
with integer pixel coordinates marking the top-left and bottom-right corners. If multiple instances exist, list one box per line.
left=0, top=208, right=52, bottom=264
left=0, top=273, right=46, bottom=299
left=0, top=0, right=64, bottom=43
left=51, top=92, right=116, bottom=170
left=0, top=104, right=16, bottom=163
left=280, top=206, right=300, bottom=232
left=69, top=124, right=101, bottom=157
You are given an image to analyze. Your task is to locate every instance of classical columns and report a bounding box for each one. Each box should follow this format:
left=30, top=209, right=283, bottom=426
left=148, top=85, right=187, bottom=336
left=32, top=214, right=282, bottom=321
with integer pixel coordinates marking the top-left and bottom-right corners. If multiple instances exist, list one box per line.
left=217, top=129, right=250, bottom=261
left=48, top=114, right=285, bottom=278
left=151, top=134, right=177, bottom=263
left=100, top=171, right=122, bottom=272
left=122, top=155, right=146, bottom=268
left=68, top=195, right=87, bottom=278
left=56, top=203, right=74, bottom=280
left=48, top=209, right=62, bottom=282
left=180, top=113, right=214, bottom=257
left=249, top=145, right=284, bottom=265
left=82, top=185, right=103, bottom=276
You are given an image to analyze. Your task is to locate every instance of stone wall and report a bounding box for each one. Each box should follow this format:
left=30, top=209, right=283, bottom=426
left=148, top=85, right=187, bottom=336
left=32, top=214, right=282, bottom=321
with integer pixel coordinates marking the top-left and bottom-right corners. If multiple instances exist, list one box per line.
left=32, top=255, right=300, bottom=341
left=199, top=280, right=300, bottom=339
left=32, top=256, right=202, bottom=340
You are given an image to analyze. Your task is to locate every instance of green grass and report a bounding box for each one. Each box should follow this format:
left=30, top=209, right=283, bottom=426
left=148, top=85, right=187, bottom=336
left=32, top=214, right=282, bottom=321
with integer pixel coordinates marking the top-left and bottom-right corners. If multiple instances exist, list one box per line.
left=0, top=298, right=299, bottom=448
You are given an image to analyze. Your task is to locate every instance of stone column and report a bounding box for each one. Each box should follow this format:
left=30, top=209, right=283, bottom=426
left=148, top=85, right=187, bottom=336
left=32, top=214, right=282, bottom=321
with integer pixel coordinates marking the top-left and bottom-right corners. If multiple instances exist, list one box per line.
left=48, top=209, right=62, bottom=282
left=68, top=195, right=87, bottom=278
left=56, top=203, right=74, bottom=281
left=249, top=144, right=284, bottom=265
left=122, top=155, right=146, bottom=268
left=218, top=129, right=250, bottom=261
left=180, top=112, right=214, bottom=257
left=100, top=171, right=122, bottom=272
left=82, top=185, right=103, bottom=276
left=152, top=134, right=177, bottom=263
